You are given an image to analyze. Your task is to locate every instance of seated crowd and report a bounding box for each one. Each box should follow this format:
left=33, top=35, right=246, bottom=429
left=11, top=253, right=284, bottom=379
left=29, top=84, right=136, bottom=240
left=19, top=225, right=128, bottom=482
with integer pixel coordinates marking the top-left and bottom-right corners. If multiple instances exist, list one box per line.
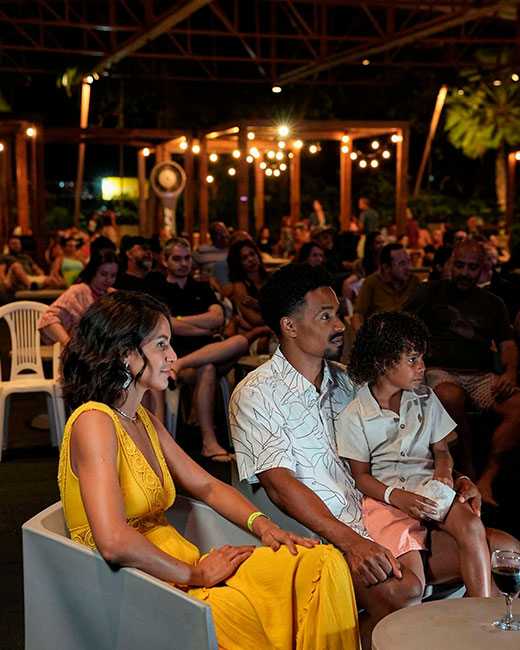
left=4, top=203, right=520, bottom=648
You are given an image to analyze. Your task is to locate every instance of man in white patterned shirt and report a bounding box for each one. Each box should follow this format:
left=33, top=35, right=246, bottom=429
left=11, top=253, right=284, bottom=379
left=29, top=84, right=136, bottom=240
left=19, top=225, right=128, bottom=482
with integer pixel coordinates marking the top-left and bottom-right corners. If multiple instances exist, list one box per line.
left=229, top=263, right=519, bottom=648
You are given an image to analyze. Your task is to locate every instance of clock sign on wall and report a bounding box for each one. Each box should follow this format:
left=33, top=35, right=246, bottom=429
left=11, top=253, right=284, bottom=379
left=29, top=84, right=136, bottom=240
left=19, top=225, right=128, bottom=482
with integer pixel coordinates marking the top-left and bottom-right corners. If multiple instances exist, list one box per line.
left=150, top=161, right=187, bottom=237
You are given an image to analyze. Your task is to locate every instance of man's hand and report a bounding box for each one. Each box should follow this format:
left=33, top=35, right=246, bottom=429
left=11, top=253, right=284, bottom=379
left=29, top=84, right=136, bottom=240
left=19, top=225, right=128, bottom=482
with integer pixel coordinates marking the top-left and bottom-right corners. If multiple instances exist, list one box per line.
left=343, top=537, right=402, bottom=587
left=253, top=517, right=318, bottom=555
left=390, top=489, right=438, bottom=520
left=455, top=475, right=482, bottom=517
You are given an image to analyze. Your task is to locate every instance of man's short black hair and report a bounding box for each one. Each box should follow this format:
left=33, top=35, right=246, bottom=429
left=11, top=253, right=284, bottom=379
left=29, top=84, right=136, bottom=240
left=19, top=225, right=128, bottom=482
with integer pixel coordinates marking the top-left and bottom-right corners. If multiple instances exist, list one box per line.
left=259, top=263, right=333, bottom=336
left=379, top=242, right=403, bottom=267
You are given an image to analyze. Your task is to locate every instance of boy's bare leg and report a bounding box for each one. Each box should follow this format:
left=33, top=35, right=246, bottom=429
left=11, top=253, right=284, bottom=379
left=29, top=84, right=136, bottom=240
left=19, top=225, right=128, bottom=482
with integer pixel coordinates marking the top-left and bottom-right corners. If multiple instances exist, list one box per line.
left=438, top=501, right=491, bottom=597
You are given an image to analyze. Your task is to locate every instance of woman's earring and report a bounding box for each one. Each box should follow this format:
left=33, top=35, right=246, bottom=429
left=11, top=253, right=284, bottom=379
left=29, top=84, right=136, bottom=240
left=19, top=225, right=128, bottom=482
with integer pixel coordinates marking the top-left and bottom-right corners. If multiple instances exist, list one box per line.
left=122, top=362, right=133, bottom=389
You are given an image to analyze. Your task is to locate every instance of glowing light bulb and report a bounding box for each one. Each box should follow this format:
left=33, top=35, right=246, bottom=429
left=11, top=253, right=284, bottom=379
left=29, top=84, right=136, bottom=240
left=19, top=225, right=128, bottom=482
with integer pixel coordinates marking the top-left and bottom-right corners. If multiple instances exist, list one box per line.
left=293, top=139, right=303, bottom=149
left=192, top=144, right=201, bottom=154
left=232, top=149, right=241, bottom=159
left=206, top=175, right=214, bottom=183
left=267, top=150, right=275, bottom=159
left=260, top=161, right=267, bottom=170
left=247, top=131, right=255, bottom=140
left=288, top=152, right=294, bottom=159
left=278, top=141, right=286, bottom=149
left=278, top=125, right=290, bottom=137
left=246, top=155, right=254, bottom=163
left=391, top=134, right=403, bottom=143
left=142, top=147, right=150, bottom=157
left=371, top=140, right=380, bottom=150
left=265, top=168, right=273, bottom=176
left=272, top=85, right=282, bottom=94
left=362, top=59, right=370, bottom=66
left=382, top=150, right=391, bottom=159
left=493, top=79, right=502, bottom=87
left=457, top=89, right=465, bottom=96
left=0, top=143, right=4, bottom=152
left=512, top=73, right=520, bottom=82
left=209, top=152, right=218, bottom=162
left=275, top=151, right=284, bottom=160
left=341, top=135, right=350, bottom=143
left=341, top=145, right=349, bottom=154
left=250, top=147, right=260, bottom=158
left=370, top=159, right=379, bottom=168
left=279, top=163, right=287, bottom=171
left=515, top=152, right=520, bottom=161
left=359, top=159, right=368, bottom=168
left=26, top=127, right=36, bottom=138
left=273, top=169, right=281, bottom=177
left=228, top=167, right=236, bottom=176
left=85, top=75, right=94, bottom=84
left=180, top=140, right=188, bottom=151
left=309, top=144, right=318, bottom=154
left=350, top=152, right=358, bottom=161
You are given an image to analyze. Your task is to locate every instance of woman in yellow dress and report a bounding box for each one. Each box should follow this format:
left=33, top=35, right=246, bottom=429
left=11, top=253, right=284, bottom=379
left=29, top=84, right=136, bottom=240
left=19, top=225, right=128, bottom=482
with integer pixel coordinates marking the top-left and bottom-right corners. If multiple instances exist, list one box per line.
left=58, top=291, right=359, bottom=650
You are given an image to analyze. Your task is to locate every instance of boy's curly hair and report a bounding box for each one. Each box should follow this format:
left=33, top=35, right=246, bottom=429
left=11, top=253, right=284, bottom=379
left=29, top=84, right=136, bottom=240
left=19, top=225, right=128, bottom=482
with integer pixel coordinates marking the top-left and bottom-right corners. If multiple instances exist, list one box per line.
left=348, top=311, right=429, bottom=385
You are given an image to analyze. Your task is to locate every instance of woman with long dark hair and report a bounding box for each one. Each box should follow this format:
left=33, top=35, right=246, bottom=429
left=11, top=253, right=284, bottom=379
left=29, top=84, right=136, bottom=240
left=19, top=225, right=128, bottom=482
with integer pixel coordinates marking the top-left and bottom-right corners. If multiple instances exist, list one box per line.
left=38, top=248, right=118, bottom=345
left=57, top=291, right=359, bottom=649
left=227, top=240, right=268, bottom=334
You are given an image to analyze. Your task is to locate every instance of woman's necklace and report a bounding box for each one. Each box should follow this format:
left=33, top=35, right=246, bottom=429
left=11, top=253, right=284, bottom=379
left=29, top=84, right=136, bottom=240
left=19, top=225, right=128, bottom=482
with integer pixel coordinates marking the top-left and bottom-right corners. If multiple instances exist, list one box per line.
left=113, top=405, right=138, bottom=423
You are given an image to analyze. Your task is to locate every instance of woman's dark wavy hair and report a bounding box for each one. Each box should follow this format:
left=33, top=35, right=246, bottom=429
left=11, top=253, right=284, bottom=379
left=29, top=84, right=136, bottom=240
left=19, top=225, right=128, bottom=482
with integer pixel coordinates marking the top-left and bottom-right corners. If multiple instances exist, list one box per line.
left=227, top=239, right=268, bottom=283
left=61, top=291, right=171, bottom=410
left=76, top=248, right=118, bottom=285
left=348, top=311, right=429, bottom=386
left=296, top=241, right=324, bottom=264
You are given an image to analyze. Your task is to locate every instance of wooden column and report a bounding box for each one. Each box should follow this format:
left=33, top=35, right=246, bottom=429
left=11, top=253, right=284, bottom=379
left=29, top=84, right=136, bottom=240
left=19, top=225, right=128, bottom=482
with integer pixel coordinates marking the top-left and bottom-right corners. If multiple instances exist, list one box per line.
left=198, top=137, right=208, bottom=240
left=184, top=145, right=195, bottom=240
left=506, top=152, right=517, bottom=232
left=237, top=126, right=249, bottom=231
left=74, top=81, right=91, bottom=225
left=290, top=148, right=301, bottom=223
left=0, top=141, right=8, bottom=243
left=254, top=158, right=265, bottom=232
left=137, top=149, right=148, bottom=235
left=339, top=141, right=352, bottom=230
left=15, top=131, right=30, bottom=233
left=395, top=127, right=410, bottom=236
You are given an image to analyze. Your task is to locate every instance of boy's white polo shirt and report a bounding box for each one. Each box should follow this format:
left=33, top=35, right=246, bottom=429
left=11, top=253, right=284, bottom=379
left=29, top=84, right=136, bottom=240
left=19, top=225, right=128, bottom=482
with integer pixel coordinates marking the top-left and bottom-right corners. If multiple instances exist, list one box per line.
left=337, top=383, right=456, bottom=491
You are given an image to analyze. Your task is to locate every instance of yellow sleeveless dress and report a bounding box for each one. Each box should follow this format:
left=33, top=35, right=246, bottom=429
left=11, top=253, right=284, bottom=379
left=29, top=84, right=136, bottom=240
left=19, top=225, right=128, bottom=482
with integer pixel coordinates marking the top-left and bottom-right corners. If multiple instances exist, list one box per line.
left=58, top=401, right=359, bottom=650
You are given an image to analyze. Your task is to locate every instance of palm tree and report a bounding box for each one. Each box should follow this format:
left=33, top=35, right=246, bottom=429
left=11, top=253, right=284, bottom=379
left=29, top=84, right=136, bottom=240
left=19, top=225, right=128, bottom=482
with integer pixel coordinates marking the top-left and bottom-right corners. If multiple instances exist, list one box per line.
left=445, top=74, right=520, bottom=213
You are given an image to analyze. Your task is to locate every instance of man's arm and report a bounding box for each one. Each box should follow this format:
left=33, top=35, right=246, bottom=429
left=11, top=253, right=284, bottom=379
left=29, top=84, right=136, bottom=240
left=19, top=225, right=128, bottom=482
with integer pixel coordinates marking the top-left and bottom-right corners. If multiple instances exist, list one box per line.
left=499, top=339, right=518, bottom=383
left=176, top=304, right=224, bottom=331
left=258, top=467, right=401, bottom=586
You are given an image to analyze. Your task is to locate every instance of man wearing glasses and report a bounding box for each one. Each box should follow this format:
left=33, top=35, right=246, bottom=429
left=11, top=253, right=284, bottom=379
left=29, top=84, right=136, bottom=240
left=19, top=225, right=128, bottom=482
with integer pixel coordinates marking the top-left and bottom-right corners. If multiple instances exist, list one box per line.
left=406, top=240, right=519, bottom=507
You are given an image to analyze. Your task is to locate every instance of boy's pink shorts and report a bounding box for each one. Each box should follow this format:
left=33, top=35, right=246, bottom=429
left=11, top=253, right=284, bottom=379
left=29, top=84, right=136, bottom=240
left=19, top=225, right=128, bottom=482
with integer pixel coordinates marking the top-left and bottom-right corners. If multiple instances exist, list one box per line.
left=362, top=496, right=428, bottom=558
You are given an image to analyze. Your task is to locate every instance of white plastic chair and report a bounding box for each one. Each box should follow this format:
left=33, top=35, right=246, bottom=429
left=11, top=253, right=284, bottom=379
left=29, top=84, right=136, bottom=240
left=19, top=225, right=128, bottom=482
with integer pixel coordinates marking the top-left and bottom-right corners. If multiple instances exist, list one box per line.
left=0, top=300, right=63, bottom=458
left=23, top=496, right=259, bottom=650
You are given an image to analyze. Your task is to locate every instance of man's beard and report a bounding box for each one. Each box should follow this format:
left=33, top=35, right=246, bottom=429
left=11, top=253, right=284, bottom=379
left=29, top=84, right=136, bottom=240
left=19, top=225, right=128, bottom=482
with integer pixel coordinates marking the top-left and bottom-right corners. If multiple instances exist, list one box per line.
left=137, top=258, right=152, bottom=271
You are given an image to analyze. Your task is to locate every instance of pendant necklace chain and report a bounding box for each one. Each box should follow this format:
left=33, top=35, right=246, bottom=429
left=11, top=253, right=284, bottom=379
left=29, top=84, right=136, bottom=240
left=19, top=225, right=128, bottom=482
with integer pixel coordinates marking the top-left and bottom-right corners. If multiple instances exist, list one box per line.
left=113, top=405, right=138, bottom=423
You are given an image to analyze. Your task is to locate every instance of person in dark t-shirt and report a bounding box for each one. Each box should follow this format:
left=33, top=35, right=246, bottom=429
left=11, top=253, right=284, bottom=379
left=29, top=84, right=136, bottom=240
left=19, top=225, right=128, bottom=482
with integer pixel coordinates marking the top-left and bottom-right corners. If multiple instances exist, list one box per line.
left=115, top=236, right=153, bottom=292
left=147, top=237, right=233, bottom=462
left=406, top=240, right=520, bottom=505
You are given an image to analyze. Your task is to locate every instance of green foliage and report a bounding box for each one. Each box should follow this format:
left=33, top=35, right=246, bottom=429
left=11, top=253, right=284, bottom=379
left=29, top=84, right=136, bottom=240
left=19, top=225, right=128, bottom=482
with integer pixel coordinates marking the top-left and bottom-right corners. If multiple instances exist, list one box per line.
left=409, top=191, right=496, bottom=227
left=46, top=205, right=74, bottom=231
left=0, top=91, right=11, bottom=112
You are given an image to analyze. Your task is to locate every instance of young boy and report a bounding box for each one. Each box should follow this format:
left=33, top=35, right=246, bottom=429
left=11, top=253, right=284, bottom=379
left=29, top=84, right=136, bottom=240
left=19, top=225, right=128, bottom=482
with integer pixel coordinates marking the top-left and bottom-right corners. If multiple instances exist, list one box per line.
left=338, top=311, right=491, bottom=597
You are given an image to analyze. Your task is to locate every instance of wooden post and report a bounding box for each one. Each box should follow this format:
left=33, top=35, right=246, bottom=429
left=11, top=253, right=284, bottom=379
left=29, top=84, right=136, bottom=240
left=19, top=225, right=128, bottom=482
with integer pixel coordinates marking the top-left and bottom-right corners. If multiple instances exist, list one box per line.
left=395, top=127, right=410, bottom=236
left=339, top=140, right=352, bottom=230
left=184, top=145, right=195, bottom=240
left=198, top=137, right=208, bottom=240
left=74, top=81, right=91, bottom=225
left=237, top=125, right=249, bottom=231
left=137, top=149, right=148, bottom=235
left=254, top=158, right=265, bottom=232
left=15, top=131, right=30, bottom=234
left=290, top=148, right=301, bottom=223
left=413, top=85, right=448, bottom=198
left=506, top=152, right=516, bottom=232
left=0, top=141, right=8, bottom=243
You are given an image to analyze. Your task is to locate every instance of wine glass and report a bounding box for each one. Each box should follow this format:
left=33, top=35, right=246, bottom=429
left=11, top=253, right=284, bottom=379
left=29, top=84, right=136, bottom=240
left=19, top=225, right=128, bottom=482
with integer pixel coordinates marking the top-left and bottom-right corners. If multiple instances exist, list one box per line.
left=491, top=549, right=520, bottom=631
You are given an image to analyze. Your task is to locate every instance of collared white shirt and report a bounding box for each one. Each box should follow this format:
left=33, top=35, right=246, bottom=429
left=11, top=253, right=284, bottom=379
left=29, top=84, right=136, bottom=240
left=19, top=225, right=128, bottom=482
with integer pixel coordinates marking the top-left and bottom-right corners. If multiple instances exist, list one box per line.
left=337, top=383, right=456, bottom=491
left=229, top=346, right=367, bottom=537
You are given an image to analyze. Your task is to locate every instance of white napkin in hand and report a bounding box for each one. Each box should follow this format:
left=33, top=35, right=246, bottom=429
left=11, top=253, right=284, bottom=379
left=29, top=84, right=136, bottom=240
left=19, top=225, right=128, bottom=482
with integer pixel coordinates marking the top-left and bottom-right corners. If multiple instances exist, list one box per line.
left=415, top=479, right=456, bottom=522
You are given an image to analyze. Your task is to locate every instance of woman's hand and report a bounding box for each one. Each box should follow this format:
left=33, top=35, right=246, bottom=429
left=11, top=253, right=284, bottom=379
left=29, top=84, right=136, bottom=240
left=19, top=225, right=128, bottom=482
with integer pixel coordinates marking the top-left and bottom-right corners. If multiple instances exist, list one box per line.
left=390, top=489, right=438, bottom=520
left=252, top=516, right=318, bottom=555
left=192, top=545, right=255, bottom=588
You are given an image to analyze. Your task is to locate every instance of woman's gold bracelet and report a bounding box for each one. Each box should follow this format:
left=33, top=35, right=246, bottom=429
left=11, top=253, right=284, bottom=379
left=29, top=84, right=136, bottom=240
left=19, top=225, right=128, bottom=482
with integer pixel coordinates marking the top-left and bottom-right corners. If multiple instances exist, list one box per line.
left=247, top=511, right=269, bottom=533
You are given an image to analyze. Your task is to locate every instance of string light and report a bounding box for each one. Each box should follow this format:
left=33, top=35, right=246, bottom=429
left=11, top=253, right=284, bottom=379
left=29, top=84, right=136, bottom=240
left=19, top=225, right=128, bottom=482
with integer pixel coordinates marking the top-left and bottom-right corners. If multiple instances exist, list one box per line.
left=382, top=150, right=391, bottom=159
left=288, top=152, right=294, bottom=159
left=0, top=143, right=4, bottom=152
left=362, top=59, right=370, bottom=66
left=309, top=144, right=318, bottom=154
left=341, top=135, right=350, bottom=143
left=206, top=175, right=214, bottom=183
left=273, top=169, right=281, bottom=177
left=493, top=79, right=502, bottom=87
left=341, top=145, right=349, bottom=154
left=272, top=85, right=282, bottom=94
left=370, top=159, right=379, bottom=168
left=265, top=168, right=273, bottom=176
left=457, top=89, right=465, bottom=96
left=512, top=73, right=520, bottom=82
left=515, top=152, right=520, bottom=161
left=350, top=152, right=358, bottom=160
left=267, top=150, right=276, bottom=159
left=85, top=75, right=94, bottom=84
left=371, top=140, right=380, bottom=150
left=228, top=167, right=236, bottom=176
left=247, top=131, right=255, bottom=140
left=26, top=127, right=36, bottom=138
left=278, top=125, right=290, bottom=137
left=275, top=151, right=284, bottom=160
left=209, top=152, right=219, bottom=162
left=249, top=147, right=260, bottom=158
left=278, top=141, right=286, bottom=149
left=260, top=161, right=267, bottom=170
left=246, top=155, right=254, bottom=163
left=232, top=149, right=241, bottom=159
left=293, top=140, right=303, bottom=149
left=391, top=134, right=402, bottom=143
left=359, top=159, right=368, bottom=168
left=142, top=147, right=150, bottom=157
left=180, top=140, right=188, bottom=151
left=280, top=163, right=287, bottom=171
left=192, top=144, right=201, bottom=154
